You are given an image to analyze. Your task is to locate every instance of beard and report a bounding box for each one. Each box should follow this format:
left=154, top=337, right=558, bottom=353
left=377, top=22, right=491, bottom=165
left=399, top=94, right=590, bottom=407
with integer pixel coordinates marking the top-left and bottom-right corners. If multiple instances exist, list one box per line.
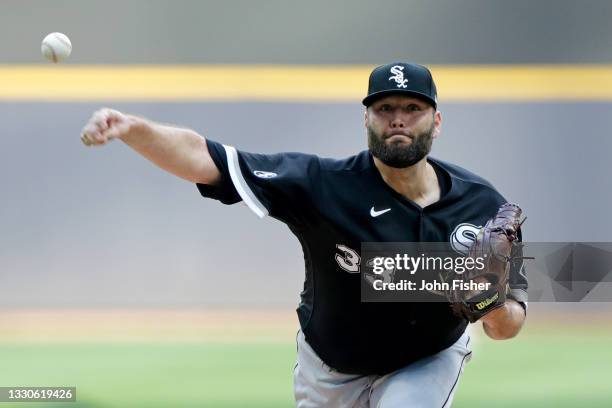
left=368, top=122, right=435, bottom=168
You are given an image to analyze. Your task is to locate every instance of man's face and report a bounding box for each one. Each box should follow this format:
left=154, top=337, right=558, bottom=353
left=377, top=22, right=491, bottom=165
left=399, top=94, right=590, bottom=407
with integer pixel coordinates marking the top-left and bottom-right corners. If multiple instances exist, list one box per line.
left=365, top=95, right=441, bottom=168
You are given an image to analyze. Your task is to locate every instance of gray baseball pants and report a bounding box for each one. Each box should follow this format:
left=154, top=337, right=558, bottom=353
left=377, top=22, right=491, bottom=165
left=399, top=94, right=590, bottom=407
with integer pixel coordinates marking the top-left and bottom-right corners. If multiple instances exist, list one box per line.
left=293, top=330, right=472, bottom=407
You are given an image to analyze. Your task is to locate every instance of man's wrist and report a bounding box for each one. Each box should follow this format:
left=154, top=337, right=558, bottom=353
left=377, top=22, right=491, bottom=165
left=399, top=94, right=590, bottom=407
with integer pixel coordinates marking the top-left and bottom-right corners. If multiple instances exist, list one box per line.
left=121, top=115, right=147, bottom=140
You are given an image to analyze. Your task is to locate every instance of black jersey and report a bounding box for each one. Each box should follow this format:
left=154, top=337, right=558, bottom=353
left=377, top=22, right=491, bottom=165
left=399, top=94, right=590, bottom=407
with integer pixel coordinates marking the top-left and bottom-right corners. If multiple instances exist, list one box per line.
left=197, top=139, right=528, bottom=375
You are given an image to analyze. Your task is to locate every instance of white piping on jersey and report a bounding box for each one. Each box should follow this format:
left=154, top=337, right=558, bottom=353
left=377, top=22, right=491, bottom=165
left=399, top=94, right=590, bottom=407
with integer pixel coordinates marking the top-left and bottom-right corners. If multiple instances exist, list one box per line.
left=223, top=145, right=269, bottom=219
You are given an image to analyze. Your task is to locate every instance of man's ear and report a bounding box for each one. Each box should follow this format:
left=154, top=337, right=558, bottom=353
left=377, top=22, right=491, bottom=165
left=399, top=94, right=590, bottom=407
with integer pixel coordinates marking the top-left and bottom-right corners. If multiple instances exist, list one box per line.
left=433, top=110, right=442, bottom=139
left=364, top=109, right=369, bottom=129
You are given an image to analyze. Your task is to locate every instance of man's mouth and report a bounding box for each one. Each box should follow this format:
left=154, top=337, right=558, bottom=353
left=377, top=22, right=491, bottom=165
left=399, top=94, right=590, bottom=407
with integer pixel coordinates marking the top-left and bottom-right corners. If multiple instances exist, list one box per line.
left=385, top=133, right=413, bottom=142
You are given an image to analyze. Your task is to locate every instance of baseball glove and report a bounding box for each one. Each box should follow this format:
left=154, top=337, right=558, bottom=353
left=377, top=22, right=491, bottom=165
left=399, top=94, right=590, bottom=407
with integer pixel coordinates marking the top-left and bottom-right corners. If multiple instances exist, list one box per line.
left=447, top=203, right=525, bottom=323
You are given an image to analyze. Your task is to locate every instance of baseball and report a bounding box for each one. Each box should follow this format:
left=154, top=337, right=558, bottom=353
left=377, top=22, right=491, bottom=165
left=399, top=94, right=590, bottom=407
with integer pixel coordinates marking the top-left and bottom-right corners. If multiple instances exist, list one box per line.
left=41, top=32, right=72, bottom=63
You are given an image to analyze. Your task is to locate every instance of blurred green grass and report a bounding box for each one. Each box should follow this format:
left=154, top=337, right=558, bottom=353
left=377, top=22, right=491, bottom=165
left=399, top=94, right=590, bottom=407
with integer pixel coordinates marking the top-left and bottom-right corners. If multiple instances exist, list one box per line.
left=455, top=328, right=612, bottom=407
left=0, top=328, right=610, bottom=407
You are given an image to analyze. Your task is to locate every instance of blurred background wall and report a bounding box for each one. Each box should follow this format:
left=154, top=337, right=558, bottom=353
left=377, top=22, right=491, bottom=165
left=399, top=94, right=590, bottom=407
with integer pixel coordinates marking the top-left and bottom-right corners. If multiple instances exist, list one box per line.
left=2, top=0, right=612, bottom=64
left=0, top=0, right=610, bottom=307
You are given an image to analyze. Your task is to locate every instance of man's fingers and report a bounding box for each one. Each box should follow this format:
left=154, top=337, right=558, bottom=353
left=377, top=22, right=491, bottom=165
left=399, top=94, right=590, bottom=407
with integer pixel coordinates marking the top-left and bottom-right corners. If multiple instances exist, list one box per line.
left=92, top=111, right=110, bottom=132
left=81, top=131, right=106, bottom=146
left=80, top=133, right=92, bottom=146
left=81, top=126, right=109, bottom=146
left=81, top=123, right=99, bottom=139
left=103, top=109, right=124, bottom=125
left=101, top=126, right=122, bottom=141
left=81, top=128, right=104, bottom=145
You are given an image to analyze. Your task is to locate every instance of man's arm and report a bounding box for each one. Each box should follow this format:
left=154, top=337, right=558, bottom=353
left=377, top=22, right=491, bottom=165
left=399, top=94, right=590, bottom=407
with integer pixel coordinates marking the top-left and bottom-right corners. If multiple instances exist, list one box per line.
left=81, top=108, right=220, bottom=185
left=480, top=299, right=526, bottom=340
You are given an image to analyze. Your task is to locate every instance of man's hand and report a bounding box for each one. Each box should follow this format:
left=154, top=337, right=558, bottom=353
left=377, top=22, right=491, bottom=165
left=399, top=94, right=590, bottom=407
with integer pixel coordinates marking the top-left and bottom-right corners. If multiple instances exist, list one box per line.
left=81, top=108, right=133, bottom=146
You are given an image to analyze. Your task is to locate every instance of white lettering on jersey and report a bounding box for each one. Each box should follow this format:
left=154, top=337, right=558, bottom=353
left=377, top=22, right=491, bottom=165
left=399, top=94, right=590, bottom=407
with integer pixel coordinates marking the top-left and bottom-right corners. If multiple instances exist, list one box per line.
left=389, top=65, right=409, bottom=88
left=450, top=223, right=481, bottom=255
left=335, top=244, right=361, bottom=273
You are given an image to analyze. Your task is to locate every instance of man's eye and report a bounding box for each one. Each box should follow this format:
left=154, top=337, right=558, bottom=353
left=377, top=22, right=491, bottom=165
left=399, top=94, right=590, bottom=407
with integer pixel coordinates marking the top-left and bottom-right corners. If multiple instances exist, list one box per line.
left=379, top=105, right=391, bottom=112
left=408, top=105, right=421, bottom=111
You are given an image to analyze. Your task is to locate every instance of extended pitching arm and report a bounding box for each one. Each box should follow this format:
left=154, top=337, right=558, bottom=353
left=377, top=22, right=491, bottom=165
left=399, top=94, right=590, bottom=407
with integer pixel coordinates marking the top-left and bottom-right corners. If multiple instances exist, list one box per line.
left=81, top=108, right=220, bottom=185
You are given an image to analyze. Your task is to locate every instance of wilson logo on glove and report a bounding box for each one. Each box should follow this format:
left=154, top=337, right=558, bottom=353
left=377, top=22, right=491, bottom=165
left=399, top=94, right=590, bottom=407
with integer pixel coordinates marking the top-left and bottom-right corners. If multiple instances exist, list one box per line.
left=475, top=293, right=499, bottom=311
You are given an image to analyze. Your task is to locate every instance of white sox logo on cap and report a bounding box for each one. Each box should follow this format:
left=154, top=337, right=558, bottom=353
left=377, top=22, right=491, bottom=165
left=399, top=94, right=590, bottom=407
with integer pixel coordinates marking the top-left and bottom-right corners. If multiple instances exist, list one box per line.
left=389, top=65, right=409, bottom=88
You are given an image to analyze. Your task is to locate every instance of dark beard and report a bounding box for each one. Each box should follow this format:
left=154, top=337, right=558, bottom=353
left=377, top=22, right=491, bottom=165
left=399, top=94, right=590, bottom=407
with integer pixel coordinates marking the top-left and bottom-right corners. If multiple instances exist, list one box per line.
left=368, top=123, right=434, bottom=168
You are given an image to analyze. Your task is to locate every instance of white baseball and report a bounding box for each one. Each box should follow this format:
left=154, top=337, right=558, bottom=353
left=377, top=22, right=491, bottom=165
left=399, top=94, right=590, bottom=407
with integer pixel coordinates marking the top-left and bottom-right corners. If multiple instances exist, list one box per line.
left=41, top=32, right=72, bottom=63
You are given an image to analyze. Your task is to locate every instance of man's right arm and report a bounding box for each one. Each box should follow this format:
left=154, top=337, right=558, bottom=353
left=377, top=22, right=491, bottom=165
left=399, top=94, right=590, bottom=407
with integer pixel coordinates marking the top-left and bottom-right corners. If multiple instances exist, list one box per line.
left=81, top=108, right=220, bottom=185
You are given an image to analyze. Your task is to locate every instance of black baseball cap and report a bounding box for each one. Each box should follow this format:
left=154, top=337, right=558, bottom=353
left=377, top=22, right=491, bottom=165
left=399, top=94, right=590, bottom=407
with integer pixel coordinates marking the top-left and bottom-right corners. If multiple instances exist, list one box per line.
left=362, top=62, right=437, bottom=109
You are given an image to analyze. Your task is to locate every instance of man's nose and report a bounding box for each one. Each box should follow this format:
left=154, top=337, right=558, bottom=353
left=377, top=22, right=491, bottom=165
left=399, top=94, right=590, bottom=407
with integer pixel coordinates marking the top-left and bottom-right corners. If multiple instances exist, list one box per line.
left=390, top=116, right=405, bottom=128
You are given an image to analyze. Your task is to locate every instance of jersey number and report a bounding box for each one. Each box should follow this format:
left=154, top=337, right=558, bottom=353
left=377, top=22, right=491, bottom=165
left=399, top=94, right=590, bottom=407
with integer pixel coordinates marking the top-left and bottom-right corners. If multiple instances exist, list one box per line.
left=335, top=244, right=361, bottom=273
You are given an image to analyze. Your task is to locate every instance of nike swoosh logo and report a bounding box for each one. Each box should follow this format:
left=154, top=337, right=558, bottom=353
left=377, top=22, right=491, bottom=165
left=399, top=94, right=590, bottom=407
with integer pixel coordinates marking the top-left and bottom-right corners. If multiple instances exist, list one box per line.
left=370, top=207, right=391, bottom=217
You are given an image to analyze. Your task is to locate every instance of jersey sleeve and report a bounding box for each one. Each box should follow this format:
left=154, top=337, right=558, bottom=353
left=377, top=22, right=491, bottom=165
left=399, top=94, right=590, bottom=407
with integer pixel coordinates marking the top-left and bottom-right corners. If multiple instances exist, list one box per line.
left=196, top=138, right=320, bottom=226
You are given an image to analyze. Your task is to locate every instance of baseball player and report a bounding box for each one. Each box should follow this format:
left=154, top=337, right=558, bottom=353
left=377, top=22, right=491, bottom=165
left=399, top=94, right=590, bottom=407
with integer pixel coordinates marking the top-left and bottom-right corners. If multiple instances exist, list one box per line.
left=81, top=62, right=528, bottom=407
